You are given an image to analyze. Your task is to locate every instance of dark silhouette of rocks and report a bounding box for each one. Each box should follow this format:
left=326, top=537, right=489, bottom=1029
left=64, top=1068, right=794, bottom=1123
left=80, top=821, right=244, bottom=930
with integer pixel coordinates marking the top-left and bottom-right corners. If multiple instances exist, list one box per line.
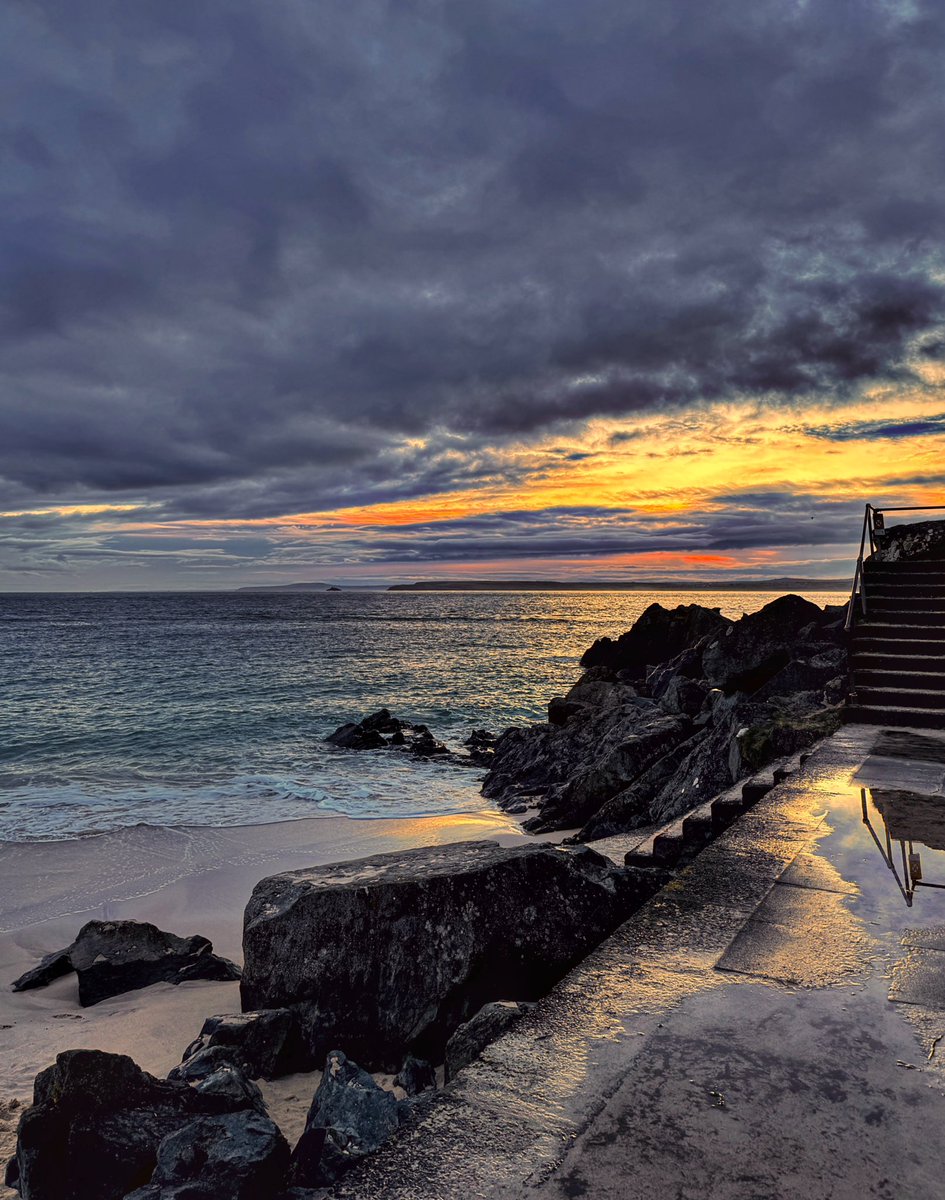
left=10, top=920, right=241, bottom=1007
left=482, top=596, right=847, bottom=839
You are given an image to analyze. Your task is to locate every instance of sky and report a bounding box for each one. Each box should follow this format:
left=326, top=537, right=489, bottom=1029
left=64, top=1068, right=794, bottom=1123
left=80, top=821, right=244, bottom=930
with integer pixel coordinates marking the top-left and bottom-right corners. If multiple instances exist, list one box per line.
left=2, top=0, right=945, bottom=590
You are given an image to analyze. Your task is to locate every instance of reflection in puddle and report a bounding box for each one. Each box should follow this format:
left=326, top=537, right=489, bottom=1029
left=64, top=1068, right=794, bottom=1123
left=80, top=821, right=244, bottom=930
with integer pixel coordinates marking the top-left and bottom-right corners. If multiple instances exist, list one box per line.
left=861, top=787, right=945, bottom=907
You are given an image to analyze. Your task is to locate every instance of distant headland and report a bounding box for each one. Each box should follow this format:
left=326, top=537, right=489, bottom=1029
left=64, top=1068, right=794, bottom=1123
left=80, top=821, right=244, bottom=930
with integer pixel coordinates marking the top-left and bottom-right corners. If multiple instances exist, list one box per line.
left=237, top=577, right=848, bottom=593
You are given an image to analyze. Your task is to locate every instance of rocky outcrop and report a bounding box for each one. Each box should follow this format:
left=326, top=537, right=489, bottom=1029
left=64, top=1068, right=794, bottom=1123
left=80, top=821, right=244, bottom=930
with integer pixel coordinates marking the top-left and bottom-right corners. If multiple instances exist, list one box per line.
left=581, top=603, right=732, bottom=678
left=11, top=920, right=240, bottom=1007
left=444, top=1001, right=528, bottom=1082
left=241, top=841, right=656, bottom=1071
left=873, top=518, right=945, bottom=562
left=8, top=1049, right=262, bottom=1200
left=483, top=596, right=847, bottom=840
left=124, top=1111, right=289, bottom=1200
left=326, top=709, right=494, bottom=764
left=177, top=1010, right=302, bottom=1080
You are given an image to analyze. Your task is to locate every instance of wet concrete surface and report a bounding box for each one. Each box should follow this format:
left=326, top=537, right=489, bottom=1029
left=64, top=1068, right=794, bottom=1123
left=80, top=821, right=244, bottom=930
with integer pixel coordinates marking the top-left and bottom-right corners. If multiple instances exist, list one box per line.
left=330, top=726, right=945, bottom=1199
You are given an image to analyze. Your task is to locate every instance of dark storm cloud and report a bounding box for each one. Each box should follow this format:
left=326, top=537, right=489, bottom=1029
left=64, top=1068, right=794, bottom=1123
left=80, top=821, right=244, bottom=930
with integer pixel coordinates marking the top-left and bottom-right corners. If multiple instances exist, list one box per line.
left=2, top=0, right=945, bottom=522
left=804, top=413, right=945, bottom=441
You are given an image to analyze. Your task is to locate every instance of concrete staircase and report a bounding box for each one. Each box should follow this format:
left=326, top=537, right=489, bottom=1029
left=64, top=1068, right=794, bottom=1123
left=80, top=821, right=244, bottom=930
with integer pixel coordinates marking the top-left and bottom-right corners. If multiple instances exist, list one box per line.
left=623, top=753, right=808, bottom=870
left=847, top=559, right=945, bottom=730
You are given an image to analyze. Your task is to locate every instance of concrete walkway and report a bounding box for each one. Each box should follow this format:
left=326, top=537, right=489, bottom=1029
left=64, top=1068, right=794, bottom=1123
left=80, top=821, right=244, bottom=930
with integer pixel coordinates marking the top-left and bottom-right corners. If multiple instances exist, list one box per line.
left=333, top=725, right=945, bottom=1199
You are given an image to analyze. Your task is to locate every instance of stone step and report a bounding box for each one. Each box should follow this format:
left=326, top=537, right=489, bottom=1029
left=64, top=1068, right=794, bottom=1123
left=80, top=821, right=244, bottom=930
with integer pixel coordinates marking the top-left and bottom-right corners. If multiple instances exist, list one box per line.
left=864, top=562, right=945, bottom=577
left=853, top=632, right=945, bottom=657
left=857, top=608, right=945, bottom=626
left=851, top=652, right=945, bottom=673
left=852, top=685, right=945, bottom=711
left=624, top=756, right=807, bottom=870
left=845, top=703, right=945, bottom=730
left=865, top=585, right=945, bottom=599
left=868, top=600, right=944, bottom=619
left=853, top=667, right=945, bottom=690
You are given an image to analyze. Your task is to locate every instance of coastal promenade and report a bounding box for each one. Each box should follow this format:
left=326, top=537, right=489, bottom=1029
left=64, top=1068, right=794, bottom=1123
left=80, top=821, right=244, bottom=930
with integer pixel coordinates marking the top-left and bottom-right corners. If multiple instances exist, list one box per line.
left=334, top=724, right=945, bottom=1199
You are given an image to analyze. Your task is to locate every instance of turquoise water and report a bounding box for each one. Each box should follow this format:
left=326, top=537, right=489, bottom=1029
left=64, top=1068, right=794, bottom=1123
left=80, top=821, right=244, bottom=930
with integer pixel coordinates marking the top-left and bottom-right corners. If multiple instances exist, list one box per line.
left=0, top=589, right=846, bottom=841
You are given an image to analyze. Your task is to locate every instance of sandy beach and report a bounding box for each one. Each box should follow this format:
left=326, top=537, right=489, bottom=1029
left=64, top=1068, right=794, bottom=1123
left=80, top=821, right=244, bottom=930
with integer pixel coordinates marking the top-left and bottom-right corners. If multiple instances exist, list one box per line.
left=0, top=807, right=546, bottom=1187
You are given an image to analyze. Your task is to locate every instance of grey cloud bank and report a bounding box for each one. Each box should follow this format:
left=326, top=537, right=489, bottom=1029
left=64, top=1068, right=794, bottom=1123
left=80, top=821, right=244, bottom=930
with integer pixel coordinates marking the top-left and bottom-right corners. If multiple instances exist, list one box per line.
left=2, top=0, right=945, bottom=581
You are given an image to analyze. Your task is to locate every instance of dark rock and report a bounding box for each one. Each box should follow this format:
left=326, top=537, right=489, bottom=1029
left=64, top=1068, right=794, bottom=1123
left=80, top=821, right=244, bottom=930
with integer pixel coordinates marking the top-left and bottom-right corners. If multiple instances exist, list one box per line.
left=307, top=1051, right=401, bottom=1153
left=522, top=715, right=690, bottom=833
left=444, top=1001, right=527, bottom=1082
left=748, top=650, right=846, bottom=703
left=580, top=603, right=731, bottom=678
left=701, top=595, right=824, bottom=693
left=408, top=729, right=449, bottom=757
left=10, top=920, right=240, bottom=1007
left=127, top=1111, right=290, bottom=1200
left=240, top=841, right=647, bottom=1070
left=178, top=1009, right=301, bottom=1080
left=10, top=1049, right=259, bottom=1200
left=325, top=722, right=385, bottom=750
left=547, top=697, right=585, bottom=726
left=287, top=1052, right=402, bottom=1189
left=5, top=1156, right=19, bottom=1190
left=874, top=518, right=945, bottom=562
left=9, top=948, right=73, bottom=994
left=733, top=706, right=843, bottom=776
left=190, top=1064, right=267, bottom=1115
left=168, top=1045, right=242, bottom=1082
left=394, top=1054, right=436, bottom=1096
left=463, top=728, right=496, bottom=765
left=658, top=675, right=709, bottom=717
left=360, top=709, right=403, bottom=734
left=576, top=732, right=706, bottom=841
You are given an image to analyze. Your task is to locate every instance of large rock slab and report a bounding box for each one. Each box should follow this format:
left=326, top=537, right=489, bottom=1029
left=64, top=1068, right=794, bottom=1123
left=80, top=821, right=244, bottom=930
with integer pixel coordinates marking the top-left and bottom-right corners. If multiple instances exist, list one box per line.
left=240, top=841, right=650, bottom=1070
left=11, top=919, right=240, bottom=1007
left=8, top=1049, right=258, bottom=1200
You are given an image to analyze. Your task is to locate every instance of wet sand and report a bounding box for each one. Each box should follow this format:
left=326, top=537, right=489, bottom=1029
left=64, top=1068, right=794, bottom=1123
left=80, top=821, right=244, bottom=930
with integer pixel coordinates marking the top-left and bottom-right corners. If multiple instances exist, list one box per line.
left=0, top=807, right=543, bottom=1184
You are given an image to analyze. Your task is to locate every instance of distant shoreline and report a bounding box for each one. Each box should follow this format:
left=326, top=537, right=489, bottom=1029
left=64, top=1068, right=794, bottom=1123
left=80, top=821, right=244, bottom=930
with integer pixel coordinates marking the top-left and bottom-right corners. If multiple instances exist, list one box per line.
left=235, top=577, right=849, bottom=593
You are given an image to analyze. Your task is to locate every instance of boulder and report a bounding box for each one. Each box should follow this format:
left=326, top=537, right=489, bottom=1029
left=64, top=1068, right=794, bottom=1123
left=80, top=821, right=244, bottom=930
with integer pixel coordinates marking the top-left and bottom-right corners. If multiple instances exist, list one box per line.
left=393, top=1054, right=436, bottom=1096
left=701, top=595, right=824, bottom=693
left=11, top=920, right=240, bottom=1007
left=240, top=841, right=649, bottom=1070
left=580, top=603, right=731, bottom=678
left=10, top=1049, right=259, bottom=1200
left=444, top=1001, right=527, bottom=1082
left=177, top=1009, right=301, bottom=1080
left=873, top=518, right=945, bottom=562
left=123, top=1111, right=289, bottom=1200
left=287, top=1051, right=402, bottom=1189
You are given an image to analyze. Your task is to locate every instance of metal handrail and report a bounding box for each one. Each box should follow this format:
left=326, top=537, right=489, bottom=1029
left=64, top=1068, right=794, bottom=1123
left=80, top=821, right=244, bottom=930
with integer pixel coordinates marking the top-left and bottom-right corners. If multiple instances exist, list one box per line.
left=844, top=503, right=874, bottom=632
left=843, top=503, right=945, bottom=633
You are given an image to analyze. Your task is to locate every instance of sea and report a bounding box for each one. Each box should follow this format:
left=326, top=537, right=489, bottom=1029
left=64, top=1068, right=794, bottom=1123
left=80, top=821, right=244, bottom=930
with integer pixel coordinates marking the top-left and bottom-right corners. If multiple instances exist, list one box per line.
left=0, top=589, right=847, bottom=842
